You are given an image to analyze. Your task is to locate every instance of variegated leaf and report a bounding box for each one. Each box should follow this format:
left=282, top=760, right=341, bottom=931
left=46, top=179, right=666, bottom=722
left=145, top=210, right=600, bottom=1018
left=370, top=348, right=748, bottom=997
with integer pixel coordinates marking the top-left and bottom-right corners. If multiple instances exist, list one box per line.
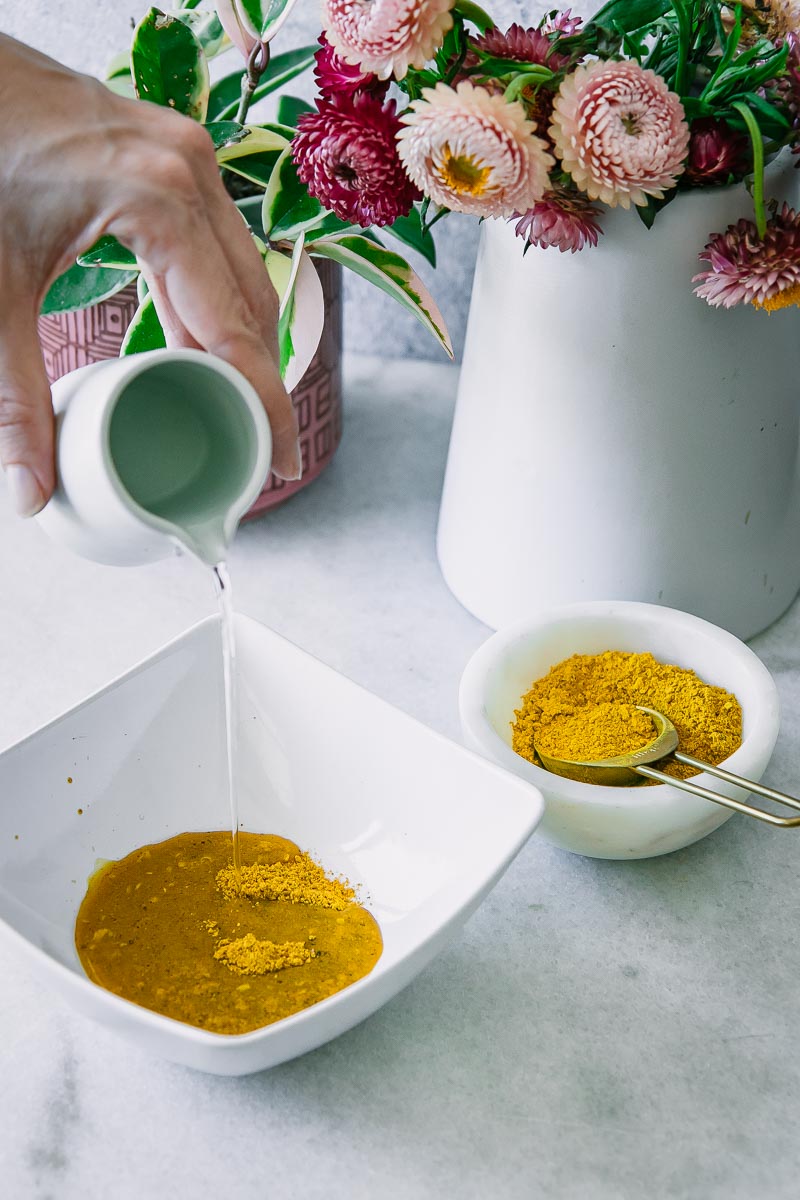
left=308, top=234, right=453, bottom=359
left=120, top=295, right=167, bottom=356
left=262, top=147, right=329, bottom=241
left=239, top=0, right=300, bottom=43
left=131, top=7, right=210, bottom=122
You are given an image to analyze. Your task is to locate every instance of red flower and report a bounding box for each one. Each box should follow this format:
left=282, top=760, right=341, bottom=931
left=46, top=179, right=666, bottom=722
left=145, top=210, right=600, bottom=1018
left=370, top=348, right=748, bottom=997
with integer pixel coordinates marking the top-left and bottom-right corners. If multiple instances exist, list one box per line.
left=313, top=33, right=388, bottom=100
left=685, top=118, right=749, bottom=185
left=473, top=22, right=567, bottom=68
left=293, top=94, right=420, bottom=227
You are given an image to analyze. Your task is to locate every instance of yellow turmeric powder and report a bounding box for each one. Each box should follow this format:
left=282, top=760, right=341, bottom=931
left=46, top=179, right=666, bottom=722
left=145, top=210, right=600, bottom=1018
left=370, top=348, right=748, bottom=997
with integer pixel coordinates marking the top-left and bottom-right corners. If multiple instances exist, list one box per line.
left=216, top=853, right=356, bottom=908
left=212, top=931, right=314, bottom=974
left=75, top=831, right=383, bottom=1034
left=512, top=650, right=742, bottom=781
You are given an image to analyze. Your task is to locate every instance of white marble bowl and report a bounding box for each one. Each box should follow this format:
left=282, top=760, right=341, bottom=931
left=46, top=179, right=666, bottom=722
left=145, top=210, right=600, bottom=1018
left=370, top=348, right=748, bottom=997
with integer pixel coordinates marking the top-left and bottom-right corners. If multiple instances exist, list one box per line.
left=0, top=615, right=543, bottom=1075
left=459, top=601, right=780, bottom=860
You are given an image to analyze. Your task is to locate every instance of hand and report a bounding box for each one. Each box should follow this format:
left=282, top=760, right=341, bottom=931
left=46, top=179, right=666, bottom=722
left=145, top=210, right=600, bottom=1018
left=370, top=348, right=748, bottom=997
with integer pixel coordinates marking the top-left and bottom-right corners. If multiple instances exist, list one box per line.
left=0, top=34, right=301, bottom=517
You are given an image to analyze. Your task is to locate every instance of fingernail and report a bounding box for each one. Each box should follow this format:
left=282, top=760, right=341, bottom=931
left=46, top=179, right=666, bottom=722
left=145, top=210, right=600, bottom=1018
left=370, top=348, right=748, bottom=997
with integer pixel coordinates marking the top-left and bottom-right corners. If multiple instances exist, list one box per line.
left=288, top=441, right=303, bottom=481
left=5, top=464, right=45, bottom=517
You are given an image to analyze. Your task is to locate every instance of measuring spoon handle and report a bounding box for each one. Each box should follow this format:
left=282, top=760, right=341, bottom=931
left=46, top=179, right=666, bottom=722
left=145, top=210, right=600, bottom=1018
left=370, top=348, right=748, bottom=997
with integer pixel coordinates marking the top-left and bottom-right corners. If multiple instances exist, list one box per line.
left=634, top=755, right=800, bottom=828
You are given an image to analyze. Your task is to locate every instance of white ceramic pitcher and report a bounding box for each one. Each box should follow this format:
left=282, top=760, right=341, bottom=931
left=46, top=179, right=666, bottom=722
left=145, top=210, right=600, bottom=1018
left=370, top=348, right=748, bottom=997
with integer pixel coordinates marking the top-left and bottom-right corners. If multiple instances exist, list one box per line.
left=36, top=348, right=271, bottom=566
left=437, top=156, right=800, bottom=639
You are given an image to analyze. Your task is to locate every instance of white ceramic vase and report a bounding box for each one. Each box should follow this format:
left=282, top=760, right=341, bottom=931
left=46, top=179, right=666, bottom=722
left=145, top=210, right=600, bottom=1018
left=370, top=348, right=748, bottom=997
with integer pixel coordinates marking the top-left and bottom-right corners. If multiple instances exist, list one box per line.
left=437, top=159, right=800, bottom=639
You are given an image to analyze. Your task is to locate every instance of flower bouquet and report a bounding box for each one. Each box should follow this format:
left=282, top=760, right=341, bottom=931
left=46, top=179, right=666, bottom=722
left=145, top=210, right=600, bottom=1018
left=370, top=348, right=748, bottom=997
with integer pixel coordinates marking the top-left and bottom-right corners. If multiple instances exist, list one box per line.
left=294, top=0, right=800, bottom=311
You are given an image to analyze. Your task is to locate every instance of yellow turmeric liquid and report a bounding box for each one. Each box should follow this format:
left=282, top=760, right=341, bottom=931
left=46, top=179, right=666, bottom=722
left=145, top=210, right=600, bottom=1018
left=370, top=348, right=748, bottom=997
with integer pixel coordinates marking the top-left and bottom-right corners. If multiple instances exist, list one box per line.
left=75, top=831, right=382, bottom=1036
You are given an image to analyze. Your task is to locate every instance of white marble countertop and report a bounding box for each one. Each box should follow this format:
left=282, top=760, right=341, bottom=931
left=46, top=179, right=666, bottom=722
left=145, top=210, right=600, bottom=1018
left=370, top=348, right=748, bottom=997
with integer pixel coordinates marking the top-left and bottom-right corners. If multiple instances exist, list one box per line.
left=2, top=355, right=800, bottom=1199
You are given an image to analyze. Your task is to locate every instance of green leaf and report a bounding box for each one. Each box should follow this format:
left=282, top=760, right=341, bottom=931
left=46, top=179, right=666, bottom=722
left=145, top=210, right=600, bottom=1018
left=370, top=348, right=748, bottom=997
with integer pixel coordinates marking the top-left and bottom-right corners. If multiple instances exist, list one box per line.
left=41, top=263, right=137, bottom=316
left=262, top=147, right=329, bottom=240
left=131, top=7, right=210, bottom=122
left=205, top=120, right=248, bottom=150
left=308, top=233, right=453, bottom=359
left=300, top=212, right=354, bottom=239
left=77, top=236, right=138, bottom=270
left=239, top=0, right=299, bottom=42
left=105, top=49, right=131, bottom=79
left=737, top=92, right=791, bottom=137
left=120, top=296, right=167, bottom=356
left=275, top=95, right=314, bottom=129
left=587, top=0, right=671, bottom=34
left=276, top=234, right=304, bottom=377
left=635, top=191, right=675, bottom=230
left=214, top=123, right=290, bottom=187
left=105, top=76, right=137, bottom=99
left=171, top=7, right=226, bottom=57
left=206, top=45, right=317, bottom=121
left=383, top=206, right=437, bottom=268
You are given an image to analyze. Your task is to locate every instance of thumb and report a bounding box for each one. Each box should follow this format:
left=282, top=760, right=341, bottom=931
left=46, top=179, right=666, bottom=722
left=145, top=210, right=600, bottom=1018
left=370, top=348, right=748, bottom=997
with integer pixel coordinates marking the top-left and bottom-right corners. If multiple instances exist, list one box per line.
left=0, top=305, right=55, bottom=516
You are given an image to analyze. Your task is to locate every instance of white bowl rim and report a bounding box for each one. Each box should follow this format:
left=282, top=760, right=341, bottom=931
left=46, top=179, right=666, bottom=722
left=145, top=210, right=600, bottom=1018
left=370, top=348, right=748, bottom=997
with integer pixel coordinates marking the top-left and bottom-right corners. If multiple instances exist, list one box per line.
left=459, top=599, right=780, bottom=810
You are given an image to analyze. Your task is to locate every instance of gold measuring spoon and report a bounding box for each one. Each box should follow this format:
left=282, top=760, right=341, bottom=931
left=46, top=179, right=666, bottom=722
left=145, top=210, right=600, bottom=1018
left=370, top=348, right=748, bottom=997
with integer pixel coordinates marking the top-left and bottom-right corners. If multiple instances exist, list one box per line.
left=536, top=705, right=800, bottom=828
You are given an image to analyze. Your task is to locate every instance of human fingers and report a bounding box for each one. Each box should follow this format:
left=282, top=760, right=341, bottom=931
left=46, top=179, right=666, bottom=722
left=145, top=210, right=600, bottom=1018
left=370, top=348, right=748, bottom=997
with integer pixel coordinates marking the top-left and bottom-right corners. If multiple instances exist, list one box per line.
left=0, top=296, right=55, bottom=516
left=109, top=121, right=300, bottom=479
left=141, top=271, right=202, bottom=349
left=190, top=169, right=301, bottom=477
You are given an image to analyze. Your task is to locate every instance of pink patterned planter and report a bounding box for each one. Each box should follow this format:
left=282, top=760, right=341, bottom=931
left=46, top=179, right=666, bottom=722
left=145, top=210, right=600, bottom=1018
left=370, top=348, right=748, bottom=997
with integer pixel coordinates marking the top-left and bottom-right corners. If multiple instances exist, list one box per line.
left=37, top=260, right=343, bottom=517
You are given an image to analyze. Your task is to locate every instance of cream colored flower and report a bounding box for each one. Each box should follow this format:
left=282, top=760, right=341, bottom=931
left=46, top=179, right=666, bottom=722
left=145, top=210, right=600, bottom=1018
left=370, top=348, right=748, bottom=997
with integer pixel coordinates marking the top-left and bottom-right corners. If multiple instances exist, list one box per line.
left=322, top=0, right=456, bottom=80
left=397, top=82, right=554, bottom=218
left=549, top=60, right=689, bottom=209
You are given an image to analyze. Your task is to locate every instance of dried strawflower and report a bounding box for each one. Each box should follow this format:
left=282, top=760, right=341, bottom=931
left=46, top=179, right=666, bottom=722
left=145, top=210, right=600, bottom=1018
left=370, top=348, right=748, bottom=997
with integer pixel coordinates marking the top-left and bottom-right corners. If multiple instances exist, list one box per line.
left=693, top=204, right=800, bottom=310
left=734, top=0, right=800, bottom=40
left=549, top=60, right=690, bottom=208
left=293, top=93, right=419, bottom=226
left=397, top=81, right=554, bottom=218
left=321, top=0, right=456, bottom=80
left=542, top=8, right=583, bottom=36
left=685, top=118, right=749, bottom=185
left=513, top=189, right=603, bottom=253
left=472, top=22, right=568, bottom=69
left=313, top=32, right=389, bottom=99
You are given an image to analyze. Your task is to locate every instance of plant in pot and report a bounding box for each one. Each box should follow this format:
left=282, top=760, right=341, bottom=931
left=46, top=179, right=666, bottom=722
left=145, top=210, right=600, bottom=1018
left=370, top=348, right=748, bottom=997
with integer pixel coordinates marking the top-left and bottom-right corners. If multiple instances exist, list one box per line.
left=39, top=0, right=452, bottom=515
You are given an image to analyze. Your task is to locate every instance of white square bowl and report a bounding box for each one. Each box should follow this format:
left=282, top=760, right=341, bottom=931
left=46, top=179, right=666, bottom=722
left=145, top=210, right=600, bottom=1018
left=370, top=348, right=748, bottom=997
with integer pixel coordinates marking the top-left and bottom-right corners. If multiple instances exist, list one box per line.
left=0, top=615, right=543, bottom=1075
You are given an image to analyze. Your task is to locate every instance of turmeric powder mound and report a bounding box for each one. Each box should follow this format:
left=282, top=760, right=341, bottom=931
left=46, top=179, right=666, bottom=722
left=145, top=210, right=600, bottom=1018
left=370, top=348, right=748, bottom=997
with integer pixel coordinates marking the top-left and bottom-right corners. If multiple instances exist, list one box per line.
left=216, top=853, right=355, bottom=909
left=513, top=650, right=742, bottom=781
left=212, top=932, right=314, bottom=975
left=534, top=701, right=657, bottom=762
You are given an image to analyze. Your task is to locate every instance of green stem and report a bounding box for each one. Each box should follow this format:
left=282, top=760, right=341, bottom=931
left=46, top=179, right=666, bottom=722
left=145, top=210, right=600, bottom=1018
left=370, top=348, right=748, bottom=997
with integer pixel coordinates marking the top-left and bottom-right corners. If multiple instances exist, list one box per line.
left=454, top=1, right=494, bottom=33
left=732, top=100, right=766, bottom=238
left=236, top=41, right=270, bottom=125
left=670, top=0, right=691, bottom=95
left=504, top=68, right=553, bottom=104
left=422, top=206, right=449, bottom=236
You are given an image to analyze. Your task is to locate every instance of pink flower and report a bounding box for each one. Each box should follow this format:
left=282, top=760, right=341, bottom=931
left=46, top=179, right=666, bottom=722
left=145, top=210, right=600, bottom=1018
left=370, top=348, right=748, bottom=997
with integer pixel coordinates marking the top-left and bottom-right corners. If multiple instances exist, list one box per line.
left=321, top=0, right=456, bottom=80
left=472, top=23, right=568, bottom=70
left=293, top=93, right=419, bottom=227
left=513, top=190, right=603, bottom=253
left=397, top=81, right=554, bottom=218
left=549, top=60, right=690, bottom=208
left=685, top=118, right=748, bottom=185
left=542, top=8, right=583, bottom=36
left=313, top=32, right=388, bottom=99
left=693, top=204, right=800, bottom=311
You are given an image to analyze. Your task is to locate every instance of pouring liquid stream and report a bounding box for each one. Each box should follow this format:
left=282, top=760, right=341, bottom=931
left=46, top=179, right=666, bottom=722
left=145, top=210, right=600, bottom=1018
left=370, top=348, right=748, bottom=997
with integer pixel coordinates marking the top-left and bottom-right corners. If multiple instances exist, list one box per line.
left=212, top=561, right=241, bottom=889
